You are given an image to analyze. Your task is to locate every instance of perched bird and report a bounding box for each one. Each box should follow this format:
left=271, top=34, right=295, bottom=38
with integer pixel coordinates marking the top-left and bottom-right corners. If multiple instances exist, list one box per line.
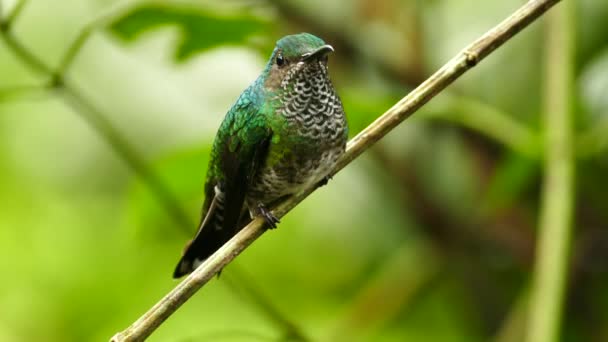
left=173, top=33, right=348, bottom=278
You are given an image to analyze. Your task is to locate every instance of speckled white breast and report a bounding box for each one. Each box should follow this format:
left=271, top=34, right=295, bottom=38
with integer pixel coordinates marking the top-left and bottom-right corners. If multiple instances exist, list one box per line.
left=247, top=59, right=347, bottom=205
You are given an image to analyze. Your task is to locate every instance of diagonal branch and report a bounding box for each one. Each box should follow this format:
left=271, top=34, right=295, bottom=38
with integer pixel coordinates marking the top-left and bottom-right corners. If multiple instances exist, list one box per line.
left=55, top=0, right=138, bottom=76
left=2, top=0, right=28, bottom=30
left=0, top=28, right=51, bottom=75
left=110, top=0, right=563, bottom=341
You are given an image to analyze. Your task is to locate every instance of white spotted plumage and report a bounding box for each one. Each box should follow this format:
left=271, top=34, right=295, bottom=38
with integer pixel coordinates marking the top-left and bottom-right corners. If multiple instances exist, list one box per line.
left=247, top=59, right=347, bottom=207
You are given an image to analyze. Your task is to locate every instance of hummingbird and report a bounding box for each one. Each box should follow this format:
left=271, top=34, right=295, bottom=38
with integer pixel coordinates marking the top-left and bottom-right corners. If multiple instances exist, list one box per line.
left=173, top=33, right=348, bottom=278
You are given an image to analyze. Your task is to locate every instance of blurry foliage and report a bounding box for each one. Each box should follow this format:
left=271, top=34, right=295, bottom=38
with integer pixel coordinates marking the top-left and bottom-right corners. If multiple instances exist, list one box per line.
left=1, top=0, right=608, bottom=341
left=109, top=3, right=273, bottom=62
left=127, top=145, right=211, bottom=239
left=340, top=86, right=403, bottom=135
left=481, top=153, right=539, bottom=217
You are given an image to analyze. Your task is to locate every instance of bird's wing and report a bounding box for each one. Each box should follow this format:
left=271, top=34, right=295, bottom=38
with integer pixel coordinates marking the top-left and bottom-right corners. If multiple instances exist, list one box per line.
left=173, top=94, right=272, bottom=278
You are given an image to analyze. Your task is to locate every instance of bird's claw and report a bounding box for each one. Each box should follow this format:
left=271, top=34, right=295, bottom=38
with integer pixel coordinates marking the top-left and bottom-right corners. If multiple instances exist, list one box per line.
left=317, top=174, right=333, bottom=187
left=258, top=204, right=280, bottom=229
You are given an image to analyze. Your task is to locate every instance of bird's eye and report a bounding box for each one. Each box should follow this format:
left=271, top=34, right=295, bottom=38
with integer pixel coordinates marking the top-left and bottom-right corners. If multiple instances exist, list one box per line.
left=276, top=53, right=285, bottom=67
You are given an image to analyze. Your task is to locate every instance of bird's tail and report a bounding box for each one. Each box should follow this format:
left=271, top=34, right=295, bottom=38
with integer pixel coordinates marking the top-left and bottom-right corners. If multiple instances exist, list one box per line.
left=173, top=191, right=233, bottom=278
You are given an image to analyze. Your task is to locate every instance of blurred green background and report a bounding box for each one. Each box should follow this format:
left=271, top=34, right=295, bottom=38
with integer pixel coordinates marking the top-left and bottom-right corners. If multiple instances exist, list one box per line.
left=1, top=0, right=607, bottom=341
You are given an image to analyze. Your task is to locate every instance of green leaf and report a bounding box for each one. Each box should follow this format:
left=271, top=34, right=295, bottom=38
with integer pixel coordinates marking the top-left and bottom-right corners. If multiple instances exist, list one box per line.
left=109, top=4, right=272, bottom=61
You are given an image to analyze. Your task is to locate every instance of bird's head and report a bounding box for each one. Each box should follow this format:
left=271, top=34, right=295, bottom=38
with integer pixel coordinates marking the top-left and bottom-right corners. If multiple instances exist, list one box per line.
left=262, top=33, right=334, bottom=91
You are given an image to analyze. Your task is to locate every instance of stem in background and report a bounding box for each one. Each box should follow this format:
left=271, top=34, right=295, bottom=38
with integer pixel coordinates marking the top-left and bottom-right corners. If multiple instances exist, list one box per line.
left=3, top=0, right=28, bottom=30
left=525, top=2, right=575, bottom=342
left=0, top=29, right=50, bottom=75
left=109, top=1, right=562, bottom=341
left=55, top=0, right=136, bottom=76
left=423, top=94, right=540, bottom=157
left=0, top=5, right=195, bottom=233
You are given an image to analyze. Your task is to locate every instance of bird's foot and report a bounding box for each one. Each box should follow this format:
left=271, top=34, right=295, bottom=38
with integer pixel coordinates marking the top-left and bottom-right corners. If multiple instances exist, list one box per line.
left=317, top=174, right=333, bottom=187
left=258, top=204, right=280, bottom=229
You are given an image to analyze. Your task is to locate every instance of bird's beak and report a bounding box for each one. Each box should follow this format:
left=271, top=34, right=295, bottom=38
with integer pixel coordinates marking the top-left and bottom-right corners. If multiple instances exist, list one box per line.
left=302, top=44, right=334, bottom=61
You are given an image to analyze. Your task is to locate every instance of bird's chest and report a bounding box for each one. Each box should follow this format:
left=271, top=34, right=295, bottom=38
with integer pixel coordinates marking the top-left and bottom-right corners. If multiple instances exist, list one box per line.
left=249, top=84, right=346, bottom=201
left=250, top=142, right=343, bottom=202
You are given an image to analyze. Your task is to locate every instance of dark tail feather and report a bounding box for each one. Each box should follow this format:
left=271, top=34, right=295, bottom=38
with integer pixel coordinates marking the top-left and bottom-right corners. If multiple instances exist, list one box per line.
left=173, top=193, right=229, bottom=278
left=172, top=187, right=253, bottom=278
left=173, top=236, right=222, bottom=278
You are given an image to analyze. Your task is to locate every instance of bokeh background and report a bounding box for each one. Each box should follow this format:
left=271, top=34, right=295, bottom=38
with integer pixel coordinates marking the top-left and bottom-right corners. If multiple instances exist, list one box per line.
left=0, top=0, right=607, bottom=341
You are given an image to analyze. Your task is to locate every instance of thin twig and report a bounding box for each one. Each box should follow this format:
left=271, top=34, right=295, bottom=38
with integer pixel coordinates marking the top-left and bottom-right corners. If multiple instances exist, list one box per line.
left=110, top=1, right=562, bottom=341
left=55, top=0, right=138, bottom=76
left=3, top=0, right=28, bottom=30
left=0, top=29, right=51, bottom=75
left=0, top=4, right=194, bottom=232
left=525, top=2, right=575, bottom=342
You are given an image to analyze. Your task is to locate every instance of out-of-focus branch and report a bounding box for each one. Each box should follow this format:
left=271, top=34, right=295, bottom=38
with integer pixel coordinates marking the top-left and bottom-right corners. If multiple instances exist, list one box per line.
left=422, top=95, right=540, bottom=157
left=55, top=0, right=137, bottom=76
left=0, top=0, right=194, bottom=232
left=0, top=84, right=50, bottom=101
left=0, top=28, right=49, bottom=75
left=526, top=2, right=575, bottom=342
left=110, top=1, right=562, bottom=341
left=2, top=0, right=28, bottom=30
